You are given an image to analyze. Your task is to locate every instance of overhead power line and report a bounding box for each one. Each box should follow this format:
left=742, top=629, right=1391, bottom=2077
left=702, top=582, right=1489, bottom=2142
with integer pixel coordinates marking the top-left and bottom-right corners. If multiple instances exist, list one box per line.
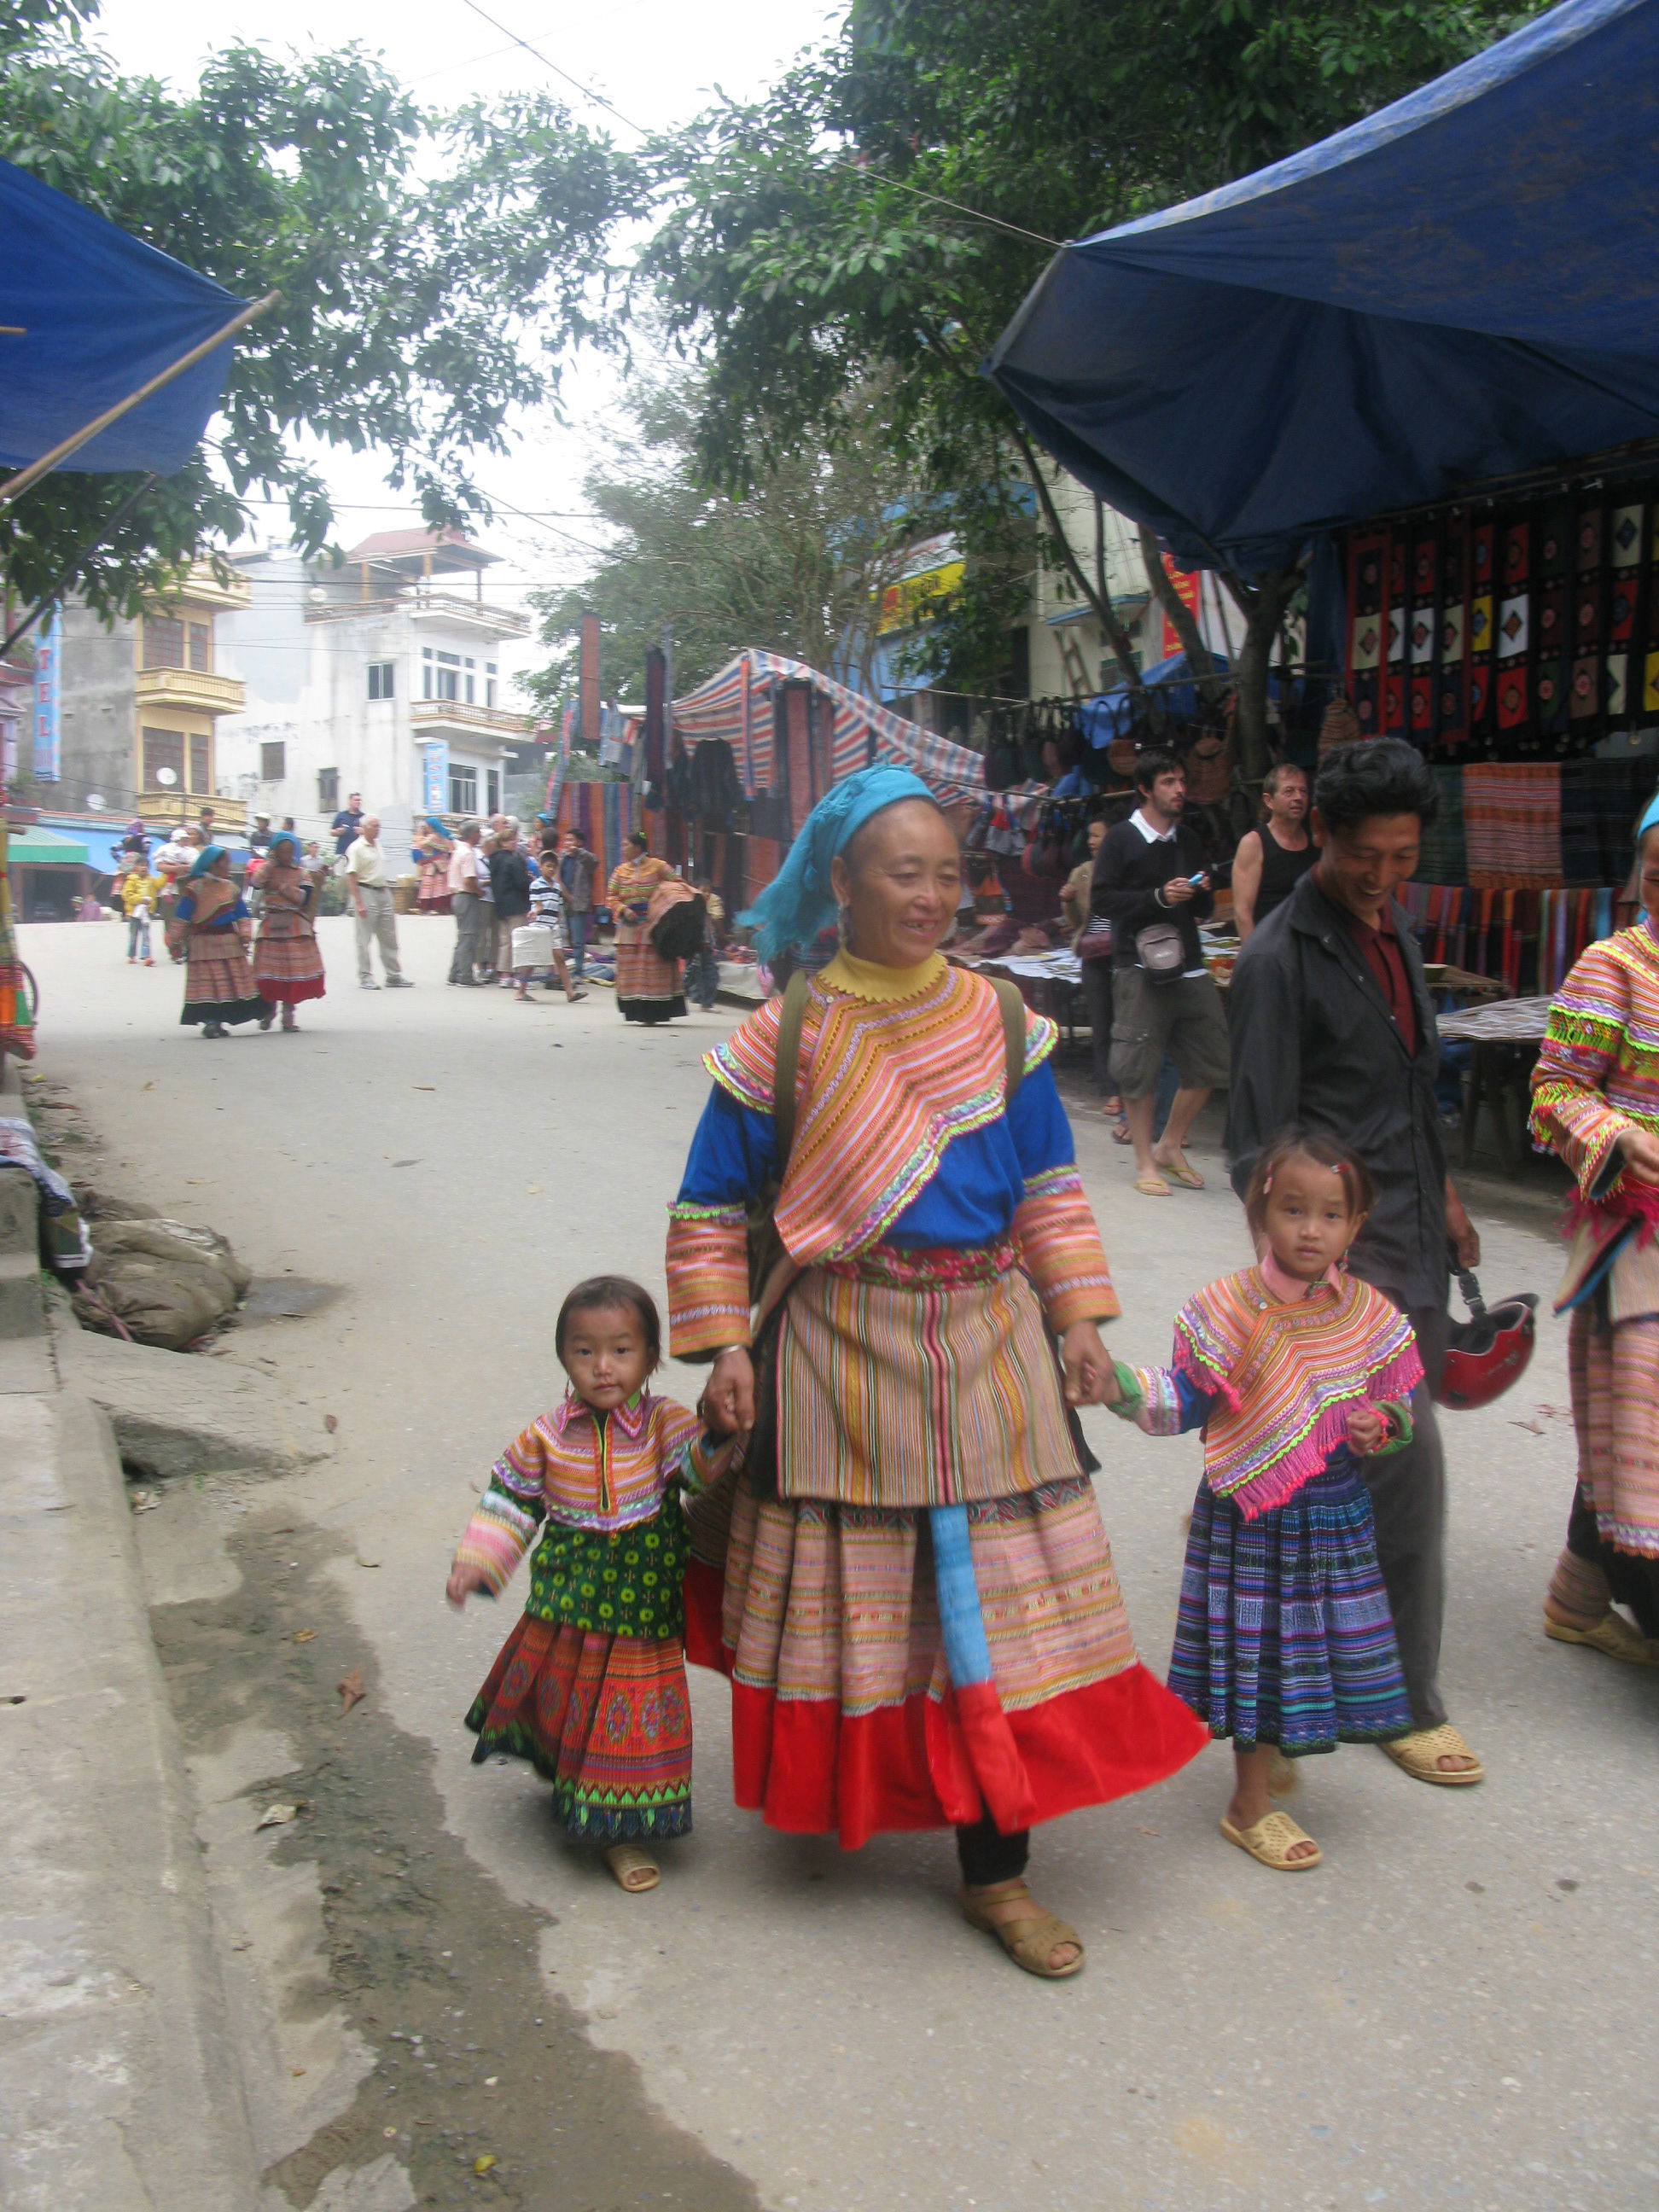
left=456, top=0, right=648, bottom=135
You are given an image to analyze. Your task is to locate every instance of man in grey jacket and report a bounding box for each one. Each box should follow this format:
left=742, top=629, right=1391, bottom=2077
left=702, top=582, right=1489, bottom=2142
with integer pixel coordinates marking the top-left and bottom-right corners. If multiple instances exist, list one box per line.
left=1226, top=739, right=1483, bottom=1785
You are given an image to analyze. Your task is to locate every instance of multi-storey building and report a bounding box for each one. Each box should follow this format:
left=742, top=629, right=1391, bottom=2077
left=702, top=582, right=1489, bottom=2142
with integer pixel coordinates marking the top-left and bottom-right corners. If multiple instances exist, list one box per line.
left=211, top=527, right=534, bottom=847
left=57, top=562, right=251, bottom=827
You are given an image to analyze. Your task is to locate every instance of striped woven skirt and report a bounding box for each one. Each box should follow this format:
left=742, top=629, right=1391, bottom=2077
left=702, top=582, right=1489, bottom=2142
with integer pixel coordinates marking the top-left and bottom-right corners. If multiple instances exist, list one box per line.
left=614, top=923, right=684, bottom=1022
left=253, top=916, right=326, bottom=1004
left=466, top=1621, right=692, bottom=1842
left=1168, top=1456, right=1412, bottom=1756
left=180, top=930, right=268, bottom=1027
left=684, top=1250, right=1206, bottom=1847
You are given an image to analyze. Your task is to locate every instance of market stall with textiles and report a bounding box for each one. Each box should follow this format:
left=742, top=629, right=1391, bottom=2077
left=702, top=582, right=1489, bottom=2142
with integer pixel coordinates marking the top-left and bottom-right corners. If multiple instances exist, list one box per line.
left=545, top=775, right=645, bottom=892
left=666, top=649, right=985, bottom=924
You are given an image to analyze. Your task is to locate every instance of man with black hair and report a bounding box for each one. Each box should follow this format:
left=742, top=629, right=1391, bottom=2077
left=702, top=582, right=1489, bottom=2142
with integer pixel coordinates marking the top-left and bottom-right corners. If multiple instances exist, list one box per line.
left=1227, top=738, right=1484, bottom=1784
left=1091, top=751, right=1230, bottom=1196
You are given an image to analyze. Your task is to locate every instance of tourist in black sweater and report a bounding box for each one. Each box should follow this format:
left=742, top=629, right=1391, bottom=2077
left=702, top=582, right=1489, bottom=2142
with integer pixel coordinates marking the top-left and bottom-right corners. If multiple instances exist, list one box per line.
left=1091, top=752, right=1230, bottom=1196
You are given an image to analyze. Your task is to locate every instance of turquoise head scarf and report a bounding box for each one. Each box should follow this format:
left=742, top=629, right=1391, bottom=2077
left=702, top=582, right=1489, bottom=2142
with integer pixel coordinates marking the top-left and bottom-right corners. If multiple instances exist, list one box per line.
left=738, top=765, right=939, bottom=962
left=186, top=844, right=226, bottom=880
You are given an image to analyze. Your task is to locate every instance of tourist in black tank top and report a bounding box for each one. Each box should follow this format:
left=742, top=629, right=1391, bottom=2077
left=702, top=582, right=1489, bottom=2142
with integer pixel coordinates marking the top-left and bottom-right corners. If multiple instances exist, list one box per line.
left=1232, top=763, right=1313, bottom=938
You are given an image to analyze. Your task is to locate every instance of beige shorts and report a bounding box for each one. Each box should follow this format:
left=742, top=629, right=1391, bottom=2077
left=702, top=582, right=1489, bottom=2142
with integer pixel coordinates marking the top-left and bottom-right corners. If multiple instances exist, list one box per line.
left=1109, top=966, right=1230, bottom=1098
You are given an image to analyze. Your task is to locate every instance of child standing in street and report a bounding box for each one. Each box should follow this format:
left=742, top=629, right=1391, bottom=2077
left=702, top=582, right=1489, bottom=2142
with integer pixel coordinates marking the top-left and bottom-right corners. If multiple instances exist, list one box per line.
left=446, top=1277, right=706, bottom=1891
left=121, top=863, right=162, bottom=964
left=1110, top=1131, right=1423, bottom=1871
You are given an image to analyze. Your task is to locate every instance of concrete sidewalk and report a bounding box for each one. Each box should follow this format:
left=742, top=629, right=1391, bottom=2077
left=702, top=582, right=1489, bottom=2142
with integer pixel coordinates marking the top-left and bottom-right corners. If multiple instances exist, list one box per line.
left=0, top=1074, right=262, bottom=2212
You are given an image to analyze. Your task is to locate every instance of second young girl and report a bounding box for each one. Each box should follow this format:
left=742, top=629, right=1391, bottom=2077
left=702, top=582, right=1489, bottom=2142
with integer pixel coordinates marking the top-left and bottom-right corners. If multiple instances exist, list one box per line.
left=446, top=1275, right=707, bottom=1892
left=1111, top=1132, right=1422, bottom=1871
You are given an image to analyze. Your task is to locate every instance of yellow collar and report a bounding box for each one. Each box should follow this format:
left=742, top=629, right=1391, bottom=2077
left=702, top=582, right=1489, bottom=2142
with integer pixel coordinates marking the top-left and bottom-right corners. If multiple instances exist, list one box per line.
left=818, top=948, right=946, bottom=1004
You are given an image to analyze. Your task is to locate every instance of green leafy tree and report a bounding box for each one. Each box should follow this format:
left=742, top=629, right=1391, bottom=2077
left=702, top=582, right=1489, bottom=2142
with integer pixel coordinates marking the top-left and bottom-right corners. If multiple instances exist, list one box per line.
left=644, top=0, right=1546, bottom=767
left=0, top=3, right=641, bottom=621
left=526, top=370, right=1028, bottom=710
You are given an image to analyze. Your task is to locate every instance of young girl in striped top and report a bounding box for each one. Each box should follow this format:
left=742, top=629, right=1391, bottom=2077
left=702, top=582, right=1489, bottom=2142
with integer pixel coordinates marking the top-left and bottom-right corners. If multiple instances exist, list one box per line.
left=1110, top=1132, right=1422, bottom=1872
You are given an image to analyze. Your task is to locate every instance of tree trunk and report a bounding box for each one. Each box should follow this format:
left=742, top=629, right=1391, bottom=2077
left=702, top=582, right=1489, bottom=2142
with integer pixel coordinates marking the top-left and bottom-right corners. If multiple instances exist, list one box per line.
left=1008, top=426, right=1143, bottom=694
left=1136, top=523, right=1225, bottom=703
left=1230, top=568, right=1301, bottom=784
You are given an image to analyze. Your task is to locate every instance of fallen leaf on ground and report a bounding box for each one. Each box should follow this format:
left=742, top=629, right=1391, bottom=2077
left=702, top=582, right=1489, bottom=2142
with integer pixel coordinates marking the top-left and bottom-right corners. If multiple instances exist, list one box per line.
left=527, top=1185, right=541, bottom=1194
left=357, top=1555, right=381, bottom=1569
left=293, top=1629, right=316, bottom=1644
left=1511, top=1419, right=1544, bottom=1435
left=143, top=1080, right=154, bottom=1090
left=336, top=1669, right=366, bottom=1715
left=323, top=1413, right=338, bottom=1434
left=473, top=2155, right=497, bottom=2176
left=257, top=1803, right=299, bottom=1829
left=413, top=1084, right=436, bottom=1091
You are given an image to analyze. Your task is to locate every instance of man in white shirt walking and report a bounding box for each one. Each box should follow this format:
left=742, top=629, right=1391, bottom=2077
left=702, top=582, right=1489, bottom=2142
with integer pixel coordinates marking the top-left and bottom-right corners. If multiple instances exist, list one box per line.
left=344, top=817, right=413, bottom=989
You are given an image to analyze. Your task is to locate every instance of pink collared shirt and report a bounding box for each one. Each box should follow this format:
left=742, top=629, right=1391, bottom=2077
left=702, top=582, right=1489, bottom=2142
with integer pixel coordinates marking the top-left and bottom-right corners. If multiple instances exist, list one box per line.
left=489, top=1389, right=700, bottom=1534
left=1258, top=1250, right=1346, bottom=1302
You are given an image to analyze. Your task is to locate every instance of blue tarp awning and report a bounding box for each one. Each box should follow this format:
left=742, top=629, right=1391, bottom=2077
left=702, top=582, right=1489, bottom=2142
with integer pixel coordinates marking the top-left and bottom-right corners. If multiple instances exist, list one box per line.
left=1079, top=650, right=1232, bottom=747
left=987, top=0, right=1659, bottom=573
left=0, top=157, right=247, bottom=475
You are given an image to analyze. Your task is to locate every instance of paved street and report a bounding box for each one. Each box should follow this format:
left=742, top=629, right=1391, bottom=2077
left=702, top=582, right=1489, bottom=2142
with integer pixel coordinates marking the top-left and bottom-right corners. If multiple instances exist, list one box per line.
left=22, top=911, right=1659, bottom=2212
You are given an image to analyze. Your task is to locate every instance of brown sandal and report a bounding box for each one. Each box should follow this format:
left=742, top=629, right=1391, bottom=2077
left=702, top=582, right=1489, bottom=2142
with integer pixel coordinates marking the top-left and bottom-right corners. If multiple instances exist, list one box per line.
left=961, top=1878, right=1084, bottom=1979
left=604, top=1843, right=660, bottom=1892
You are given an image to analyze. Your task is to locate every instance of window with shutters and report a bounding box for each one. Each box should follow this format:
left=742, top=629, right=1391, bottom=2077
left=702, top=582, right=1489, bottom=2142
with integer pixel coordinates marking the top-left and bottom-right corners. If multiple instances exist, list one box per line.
left=189, top=734, right=212, bottom=794
left=448, top=765, right=477, bottom=812
left=143, top=617, right=185, bottom=670
left=260, top=741, right=286, bottom=782
left=142, top=728, right=184, bottom=789
left=318, top=768, right=339, bottom=811
left=189, top=622, right=212, bottom=672
left=367, top=661, right=395, bottom=701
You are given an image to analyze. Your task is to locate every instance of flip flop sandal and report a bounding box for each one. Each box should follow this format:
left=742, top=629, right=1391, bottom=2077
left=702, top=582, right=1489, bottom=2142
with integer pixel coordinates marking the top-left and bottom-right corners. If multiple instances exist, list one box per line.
left=1220, top=1810, right=1323, bottom=1871
left=1545, top=1609, right=1659, bottom=1666
left=604, top=1843, right=661, bottom=1892
left=1133, top=1176, right=1173, bottom=1197
left=1111, top=1120, right=1132, bottom=1144
left=1381, top=1723, right=1485, bottom=1786
left=961, top=1880, right=1085, bottom=1980
left=1156, top=1155, right=1206, bottom=1189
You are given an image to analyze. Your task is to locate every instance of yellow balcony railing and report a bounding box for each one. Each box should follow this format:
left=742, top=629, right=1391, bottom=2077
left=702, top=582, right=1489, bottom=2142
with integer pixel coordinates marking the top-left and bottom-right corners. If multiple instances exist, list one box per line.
left=135, top=667, right=247, bottom=715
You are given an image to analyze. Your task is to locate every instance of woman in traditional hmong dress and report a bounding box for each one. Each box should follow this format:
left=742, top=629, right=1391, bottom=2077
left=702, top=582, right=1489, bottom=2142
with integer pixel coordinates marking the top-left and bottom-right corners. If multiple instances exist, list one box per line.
left=253, top=830, right=326, bottom=1032
left=1111, top=1132, right=1420, bottom=1873
left=608, top=832, right=685, bottom=1024
left=165, top=847, right=269, bottom=1039
left=416, top=818, right=453, bottom=915
left=667, top=767, right=1206, bottom=1979
left=1528, top=812, right=1659, bottom=1661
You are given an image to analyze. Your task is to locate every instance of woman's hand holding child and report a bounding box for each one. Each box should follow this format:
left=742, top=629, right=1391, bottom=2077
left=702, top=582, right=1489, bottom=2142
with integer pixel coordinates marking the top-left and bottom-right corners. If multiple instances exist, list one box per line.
left=1345, top=1404, right=1388, bottom=1458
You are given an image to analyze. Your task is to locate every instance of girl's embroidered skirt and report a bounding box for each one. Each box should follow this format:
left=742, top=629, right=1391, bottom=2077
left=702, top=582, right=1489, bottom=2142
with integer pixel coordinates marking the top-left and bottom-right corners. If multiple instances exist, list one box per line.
left=1169, top=1456, right=1412, bottom=1755
left=684, top=1254, right=1205, bottom=1848
left=466, top=1506, right=692, bottom=1840
left=180, top=930, right=268, bottom=1027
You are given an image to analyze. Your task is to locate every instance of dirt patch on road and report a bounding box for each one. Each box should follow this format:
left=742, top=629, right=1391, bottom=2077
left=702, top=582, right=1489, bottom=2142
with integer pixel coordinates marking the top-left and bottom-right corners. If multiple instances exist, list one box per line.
left=151, top=1510, right=760, bottom=2212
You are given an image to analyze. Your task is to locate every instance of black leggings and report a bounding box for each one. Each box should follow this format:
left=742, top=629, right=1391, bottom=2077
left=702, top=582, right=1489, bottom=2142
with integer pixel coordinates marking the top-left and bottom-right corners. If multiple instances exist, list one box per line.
left=955, top=1813, right=1030, bottom=1887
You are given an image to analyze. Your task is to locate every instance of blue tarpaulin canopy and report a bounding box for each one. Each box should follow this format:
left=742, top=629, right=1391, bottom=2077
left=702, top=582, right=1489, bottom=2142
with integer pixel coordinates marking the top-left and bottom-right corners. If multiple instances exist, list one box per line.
left=0, top=156, right=247, bottom=475
left=987, top=0, right=1659, bottom=573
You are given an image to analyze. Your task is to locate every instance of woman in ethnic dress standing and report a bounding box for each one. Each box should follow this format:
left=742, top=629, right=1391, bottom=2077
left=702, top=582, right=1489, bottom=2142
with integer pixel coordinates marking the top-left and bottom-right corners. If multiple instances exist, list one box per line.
left=253, top=830, right=327, bottom=1032
left=667, top=766, right=1205, bottom=1979
left=1528, top=803, right=1659, bottom=1660
left=608, top=830, right=685, bottom=1024
left=166, top=847, right=269, bottom=1039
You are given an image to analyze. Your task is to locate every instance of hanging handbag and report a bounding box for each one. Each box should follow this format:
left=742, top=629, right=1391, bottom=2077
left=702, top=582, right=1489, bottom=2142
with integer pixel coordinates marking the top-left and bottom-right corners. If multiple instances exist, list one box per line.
left=1134, top=917, right=1187, bottom=981
left=1076, top=917, right=1114, bottom=962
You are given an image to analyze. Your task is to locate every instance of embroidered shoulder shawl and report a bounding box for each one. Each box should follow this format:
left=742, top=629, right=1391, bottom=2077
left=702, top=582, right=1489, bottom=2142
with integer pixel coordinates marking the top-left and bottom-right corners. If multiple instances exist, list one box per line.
left=1171, top=1266, right=1421, bottom=1520
left=705, top=964, right=1057, bottom=1263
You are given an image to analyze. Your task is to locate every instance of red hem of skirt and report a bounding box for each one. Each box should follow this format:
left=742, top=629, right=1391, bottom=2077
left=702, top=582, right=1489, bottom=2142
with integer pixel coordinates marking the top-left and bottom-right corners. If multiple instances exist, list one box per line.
left=690, top=1635, right=1205, bottom=1849
left=254, top=975, right=327, bottom=1004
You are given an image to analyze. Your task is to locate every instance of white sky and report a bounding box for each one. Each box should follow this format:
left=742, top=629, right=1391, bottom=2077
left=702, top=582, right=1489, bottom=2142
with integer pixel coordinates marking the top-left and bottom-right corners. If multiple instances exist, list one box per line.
left=88, top=0, right=842, bottom=701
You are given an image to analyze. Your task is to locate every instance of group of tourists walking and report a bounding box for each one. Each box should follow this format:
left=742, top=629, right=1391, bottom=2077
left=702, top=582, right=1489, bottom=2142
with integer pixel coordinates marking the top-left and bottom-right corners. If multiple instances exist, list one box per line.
left=442, top=741, right=1659, bottom=1981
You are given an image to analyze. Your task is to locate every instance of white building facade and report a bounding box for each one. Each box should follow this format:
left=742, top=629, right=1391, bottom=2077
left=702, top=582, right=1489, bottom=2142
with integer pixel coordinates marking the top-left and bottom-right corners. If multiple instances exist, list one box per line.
left=212, top=528, right=534, bottom=849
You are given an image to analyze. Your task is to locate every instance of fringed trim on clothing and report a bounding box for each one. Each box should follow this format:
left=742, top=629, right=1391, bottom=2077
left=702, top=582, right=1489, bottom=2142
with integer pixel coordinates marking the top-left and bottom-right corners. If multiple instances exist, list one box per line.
left=1201, top=1344, right=1424, bottom=1522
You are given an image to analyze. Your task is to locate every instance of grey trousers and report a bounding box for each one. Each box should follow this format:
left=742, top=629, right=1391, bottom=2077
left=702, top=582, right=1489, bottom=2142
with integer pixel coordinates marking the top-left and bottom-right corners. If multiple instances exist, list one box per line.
left=1360, top=1298, right=1449, bottom=1730
left=449, top=892, right=485, bottom=981
left=353, top=885, right=404, bottom=981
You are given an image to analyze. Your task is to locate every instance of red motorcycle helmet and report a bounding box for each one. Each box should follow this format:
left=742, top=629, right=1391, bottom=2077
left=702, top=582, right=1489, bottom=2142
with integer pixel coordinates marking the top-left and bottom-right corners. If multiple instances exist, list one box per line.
left=1435, top=1269, right=1539, bottom=1412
